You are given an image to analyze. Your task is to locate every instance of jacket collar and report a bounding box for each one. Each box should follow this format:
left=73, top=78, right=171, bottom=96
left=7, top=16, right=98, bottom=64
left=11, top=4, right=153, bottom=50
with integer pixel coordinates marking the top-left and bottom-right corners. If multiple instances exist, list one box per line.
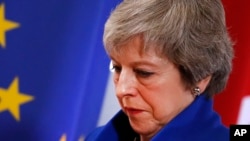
left=97, top=94, right=226, bottom=141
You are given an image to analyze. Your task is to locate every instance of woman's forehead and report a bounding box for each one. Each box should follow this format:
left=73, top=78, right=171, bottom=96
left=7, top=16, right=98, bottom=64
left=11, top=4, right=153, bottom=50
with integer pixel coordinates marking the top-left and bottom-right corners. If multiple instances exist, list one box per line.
left=106, top=35, right=165, bottom=58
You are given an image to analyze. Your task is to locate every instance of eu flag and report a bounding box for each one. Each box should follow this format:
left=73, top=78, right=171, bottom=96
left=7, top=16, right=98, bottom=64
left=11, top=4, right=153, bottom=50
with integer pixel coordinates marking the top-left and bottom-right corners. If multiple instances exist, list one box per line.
left=0, top=0, right=121, bottom=140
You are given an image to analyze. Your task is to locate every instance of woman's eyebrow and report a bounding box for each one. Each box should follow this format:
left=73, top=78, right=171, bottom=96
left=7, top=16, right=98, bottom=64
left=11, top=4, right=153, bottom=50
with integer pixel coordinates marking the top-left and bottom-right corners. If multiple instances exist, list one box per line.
left=130, top=61, right=158, bottom=67
left=109, top=56, right=119, bottom=63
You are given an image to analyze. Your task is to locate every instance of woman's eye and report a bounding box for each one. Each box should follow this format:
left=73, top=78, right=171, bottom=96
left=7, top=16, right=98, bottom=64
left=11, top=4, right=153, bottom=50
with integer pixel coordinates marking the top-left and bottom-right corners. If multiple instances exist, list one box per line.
left=111, top=65, right=121, bottom=73
left=135, top=69, right=154, bottom=78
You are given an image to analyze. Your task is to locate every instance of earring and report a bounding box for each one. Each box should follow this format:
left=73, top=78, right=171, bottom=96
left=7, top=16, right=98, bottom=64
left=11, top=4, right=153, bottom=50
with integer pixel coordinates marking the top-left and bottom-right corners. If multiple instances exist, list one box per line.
left=192, top=87, right=200, bottom=96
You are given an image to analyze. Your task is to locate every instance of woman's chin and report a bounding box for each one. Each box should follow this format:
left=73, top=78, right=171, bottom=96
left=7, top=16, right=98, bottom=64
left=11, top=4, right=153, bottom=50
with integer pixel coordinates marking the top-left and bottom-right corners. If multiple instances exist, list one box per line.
left=129, top=119, right=161, bottom=139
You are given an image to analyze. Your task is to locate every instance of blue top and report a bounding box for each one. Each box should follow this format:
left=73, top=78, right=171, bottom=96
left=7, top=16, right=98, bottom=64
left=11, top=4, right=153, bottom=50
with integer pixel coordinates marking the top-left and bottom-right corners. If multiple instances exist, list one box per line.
left=86, top=94, right=229, bottom=141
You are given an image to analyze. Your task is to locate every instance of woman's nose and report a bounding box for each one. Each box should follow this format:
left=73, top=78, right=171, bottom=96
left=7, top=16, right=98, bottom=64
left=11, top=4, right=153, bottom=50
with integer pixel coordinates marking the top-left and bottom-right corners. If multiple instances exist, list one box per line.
left=115, top=70, right=137, bottom=97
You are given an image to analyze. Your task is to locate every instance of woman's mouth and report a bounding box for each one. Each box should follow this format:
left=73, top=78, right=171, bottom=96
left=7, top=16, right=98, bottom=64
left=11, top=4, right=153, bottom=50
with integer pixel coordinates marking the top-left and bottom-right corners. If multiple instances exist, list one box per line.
left=125, top=107, right=144, bottom=115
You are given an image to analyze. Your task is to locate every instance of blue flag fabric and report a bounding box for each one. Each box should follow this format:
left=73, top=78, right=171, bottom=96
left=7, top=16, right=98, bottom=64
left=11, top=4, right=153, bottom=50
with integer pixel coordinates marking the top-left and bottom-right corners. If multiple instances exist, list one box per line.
left=0, top=0, right=121, bottom=140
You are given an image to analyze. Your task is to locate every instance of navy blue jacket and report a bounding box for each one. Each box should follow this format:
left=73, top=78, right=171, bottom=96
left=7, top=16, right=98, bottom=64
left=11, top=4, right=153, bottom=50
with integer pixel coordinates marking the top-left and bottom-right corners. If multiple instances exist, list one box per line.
left=86, top=95, right=229, bottom=141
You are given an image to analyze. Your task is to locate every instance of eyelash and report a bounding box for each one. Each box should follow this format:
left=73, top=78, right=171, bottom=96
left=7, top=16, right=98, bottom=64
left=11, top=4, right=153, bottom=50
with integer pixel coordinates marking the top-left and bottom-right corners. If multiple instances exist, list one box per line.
left=134, top=69, right=154, bottom=78
left=111, top=65, right=121, bottom=73
left=111, top=65, right=154, bottom=78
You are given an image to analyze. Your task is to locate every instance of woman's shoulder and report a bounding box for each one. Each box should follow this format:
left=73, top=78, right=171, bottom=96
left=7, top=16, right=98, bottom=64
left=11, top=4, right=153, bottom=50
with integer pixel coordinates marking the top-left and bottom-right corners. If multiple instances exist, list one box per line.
left=193, top=124, right=229, bottom=141
left=210, top=125, right=229, bottom=140
left=192, top=113, right=229, bottom=141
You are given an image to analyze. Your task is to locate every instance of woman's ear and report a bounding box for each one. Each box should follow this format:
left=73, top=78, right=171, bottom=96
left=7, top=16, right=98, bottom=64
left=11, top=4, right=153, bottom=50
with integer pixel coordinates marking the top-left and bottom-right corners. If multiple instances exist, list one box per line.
left=196, top=75, right=212, bottom=93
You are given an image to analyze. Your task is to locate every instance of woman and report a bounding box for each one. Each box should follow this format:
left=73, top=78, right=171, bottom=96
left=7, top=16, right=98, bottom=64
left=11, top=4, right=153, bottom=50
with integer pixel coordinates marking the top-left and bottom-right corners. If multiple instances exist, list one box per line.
left=87, top=0, right=233, bottom=140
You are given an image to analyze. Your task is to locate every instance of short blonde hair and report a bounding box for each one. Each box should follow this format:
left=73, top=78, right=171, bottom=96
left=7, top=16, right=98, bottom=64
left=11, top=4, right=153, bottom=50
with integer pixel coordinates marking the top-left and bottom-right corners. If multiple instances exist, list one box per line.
left=104, top=0, right=234, bottom=97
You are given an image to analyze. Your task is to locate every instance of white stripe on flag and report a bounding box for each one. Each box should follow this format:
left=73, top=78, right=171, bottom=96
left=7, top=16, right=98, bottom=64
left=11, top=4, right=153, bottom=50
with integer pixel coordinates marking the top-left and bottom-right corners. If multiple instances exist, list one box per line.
left=237, top=95, right=250, bottom=124
left=98, top=73, right=120, bottom=126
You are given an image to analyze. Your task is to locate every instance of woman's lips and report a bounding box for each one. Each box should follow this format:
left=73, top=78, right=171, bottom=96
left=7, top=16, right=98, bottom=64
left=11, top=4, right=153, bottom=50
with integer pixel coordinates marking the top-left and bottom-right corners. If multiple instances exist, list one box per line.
left=125, top=107, right=144, bottom=115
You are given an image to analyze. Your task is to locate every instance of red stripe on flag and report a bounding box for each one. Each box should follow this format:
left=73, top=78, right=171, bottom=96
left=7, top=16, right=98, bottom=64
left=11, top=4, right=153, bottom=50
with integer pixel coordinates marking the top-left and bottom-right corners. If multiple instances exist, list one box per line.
left=214, top=0, right=250, bottom=126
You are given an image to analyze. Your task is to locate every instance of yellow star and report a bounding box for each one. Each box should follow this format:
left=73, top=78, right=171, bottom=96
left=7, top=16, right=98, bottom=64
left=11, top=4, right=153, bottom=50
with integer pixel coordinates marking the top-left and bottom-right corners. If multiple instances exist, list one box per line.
left=0, top=4, right=20, bottom=48
left=0, top=77, right=34, bottom=121
left=60, top=134, right=67, bottom=141
left=59, top=134, right=85, bottom=141
left=78, top=135, right=85, bottom=141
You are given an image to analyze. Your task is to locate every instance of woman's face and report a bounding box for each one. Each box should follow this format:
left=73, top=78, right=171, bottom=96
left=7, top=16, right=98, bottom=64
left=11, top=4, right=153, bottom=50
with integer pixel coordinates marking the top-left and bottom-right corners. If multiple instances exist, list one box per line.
left=109, top=36, right=194, bottom=139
